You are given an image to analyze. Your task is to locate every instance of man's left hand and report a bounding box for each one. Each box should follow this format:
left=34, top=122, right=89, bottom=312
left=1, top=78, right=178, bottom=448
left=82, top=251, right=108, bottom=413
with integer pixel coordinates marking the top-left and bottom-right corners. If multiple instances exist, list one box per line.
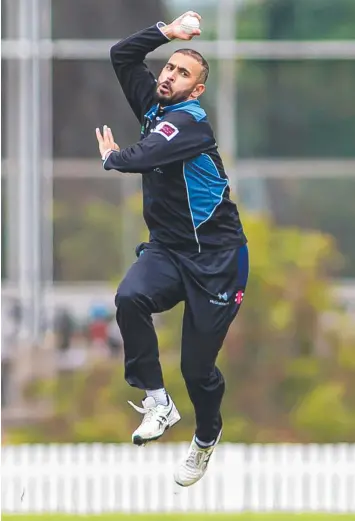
left=96, top=125, right=120, bottom=159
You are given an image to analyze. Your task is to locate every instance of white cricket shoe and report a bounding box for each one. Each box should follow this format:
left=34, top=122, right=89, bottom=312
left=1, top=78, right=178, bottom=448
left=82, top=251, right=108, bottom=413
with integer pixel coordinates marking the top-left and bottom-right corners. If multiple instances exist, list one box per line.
left=128, top=395, right=181, bottom=446
left=174, top=430, right=222, bottom=487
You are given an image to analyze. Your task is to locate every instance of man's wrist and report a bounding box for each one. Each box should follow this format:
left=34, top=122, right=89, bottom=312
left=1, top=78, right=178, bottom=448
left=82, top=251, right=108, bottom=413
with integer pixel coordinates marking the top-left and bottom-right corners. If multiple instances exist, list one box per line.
left=157, top=22, right=174, bottom=41
left=102, top=149, right=114, bottom=161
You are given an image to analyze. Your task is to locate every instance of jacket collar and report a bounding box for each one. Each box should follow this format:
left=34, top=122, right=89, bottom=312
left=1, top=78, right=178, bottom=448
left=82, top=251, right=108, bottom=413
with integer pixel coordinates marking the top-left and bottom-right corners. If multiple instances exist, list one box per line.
left=162, top=99, right=201, bottom=113
left=144, top=99, right=202, bottom=120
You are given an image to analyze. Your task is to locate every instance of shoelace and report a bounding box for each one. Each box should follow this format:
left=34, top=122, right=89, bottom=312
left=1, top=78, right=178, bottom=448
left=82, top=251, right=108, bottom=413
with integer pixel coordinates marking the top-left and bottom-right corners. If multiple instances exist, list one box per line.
left=186, top=442, right=213, bottom=470
left=128, top=401, right=158, bottom=424
left=186, top=446, right=202, bottom=469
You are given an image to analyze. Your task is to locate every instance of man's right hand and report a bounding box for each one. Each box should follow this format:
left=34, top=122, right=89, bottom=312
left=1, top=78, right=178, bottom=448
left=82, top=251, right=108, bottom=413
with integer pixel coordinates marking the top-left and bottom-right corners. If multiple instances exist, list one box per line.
left=161, top=11, right=202, bottom=41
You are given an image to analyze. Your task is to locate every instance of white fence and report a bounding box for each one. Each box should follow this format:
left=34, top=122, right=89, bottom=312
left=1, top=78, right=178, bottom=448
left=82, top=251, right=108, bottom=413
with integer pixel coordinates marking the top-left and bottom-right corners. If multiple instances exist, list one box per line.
left=2, top=443, right=355, bottom=514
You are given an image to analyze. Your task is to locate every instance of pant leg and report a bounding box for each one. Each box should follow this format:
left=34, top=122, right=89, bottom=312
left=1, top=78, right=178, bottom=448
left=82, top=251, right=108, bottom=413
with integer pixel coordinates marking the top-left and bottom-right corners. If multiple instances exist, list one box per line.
left=180, top=244, right=249, bottom=442
left=115, top=245, right=183, bottom=390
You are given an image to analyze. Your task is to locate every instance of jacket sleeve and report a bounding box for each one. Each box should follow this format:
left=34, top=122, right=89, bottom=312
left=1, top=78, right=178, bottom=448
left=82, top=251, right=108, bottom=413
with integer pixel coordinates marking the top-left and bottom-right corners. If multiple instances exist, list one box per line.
left=110, top=23, right=170, bottom=122
left=103, top=113, right=215, bottom=173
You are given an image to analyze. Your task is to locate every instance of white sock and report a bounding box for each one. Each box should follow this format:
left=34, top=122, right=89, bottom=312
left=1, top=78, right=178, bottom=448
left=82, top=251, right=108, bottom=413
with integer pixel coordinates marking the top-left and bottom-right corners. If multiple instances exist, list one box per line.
left=146, top=388, right=168, bottom=406
left=195, top=436, right=215, bottom=448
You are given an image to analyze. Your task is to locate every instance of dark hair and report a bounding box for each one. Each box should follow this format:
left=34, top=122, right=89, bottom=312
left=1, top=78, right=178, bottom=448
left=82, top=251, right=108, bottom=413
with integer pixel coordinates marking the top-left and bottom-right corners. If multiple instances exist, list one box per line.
left=174, top=49, right=209, bottom=84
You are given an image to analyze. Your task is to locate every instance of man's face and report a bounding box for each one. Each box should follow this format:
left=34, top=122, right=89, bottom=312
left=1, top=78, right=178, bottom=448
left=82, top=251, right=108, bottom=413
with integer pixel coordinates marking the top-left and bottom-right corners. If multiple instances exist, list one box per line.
left=155, top=53, right=205, bottom=106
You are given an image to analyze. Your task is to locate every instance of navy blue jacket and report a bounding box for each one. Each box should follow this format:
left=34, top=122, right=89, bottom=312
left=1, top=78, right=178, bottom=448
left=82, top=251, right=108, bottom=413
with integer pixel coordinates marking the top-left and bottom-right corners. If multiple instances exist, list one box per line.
left=105, top=23, right=247, bottom=253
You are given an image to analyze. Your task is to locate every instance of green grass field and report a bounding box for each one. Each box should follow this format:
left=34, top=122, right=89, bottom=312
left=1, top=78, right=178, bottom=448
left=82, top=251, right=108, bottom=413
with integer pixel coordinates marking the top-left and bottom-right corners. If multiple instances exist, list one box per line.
left=3, top=515, right=355, bottom=521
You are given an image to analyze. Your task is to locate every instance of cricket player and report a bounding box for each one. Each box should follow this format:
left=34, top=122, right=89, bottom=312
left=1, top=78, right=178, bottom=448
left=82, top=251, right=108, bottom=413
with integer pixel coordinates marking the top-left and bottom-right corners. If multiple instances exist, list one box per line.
left=96, top=11, right=249, bottom=487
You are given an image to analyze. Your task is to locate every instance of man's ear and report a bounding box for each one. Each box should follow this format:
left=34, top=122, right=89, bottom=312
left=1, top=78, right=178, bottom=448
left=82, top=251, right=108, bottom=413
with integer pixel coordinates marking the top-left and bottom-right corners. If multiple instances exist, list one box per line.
left=191, top=83, right=206, bottom=99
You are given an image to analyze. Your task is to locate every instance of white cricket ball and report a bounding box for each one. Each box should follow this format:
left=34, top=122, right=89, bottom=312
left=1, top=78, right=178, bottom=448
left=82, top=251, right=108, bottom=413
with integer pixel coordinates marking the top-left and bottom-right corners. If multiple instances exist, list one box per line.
left=180, top=15, right=200, bottom=35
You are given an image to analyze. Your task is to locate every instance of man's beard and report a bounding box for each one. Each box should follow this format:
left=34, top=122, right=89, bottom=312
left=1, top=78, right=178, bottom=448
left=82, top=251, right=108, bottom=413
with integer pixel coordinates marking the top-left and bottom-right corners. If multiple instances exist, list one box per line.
left=154, top=84, right=194, bottom=106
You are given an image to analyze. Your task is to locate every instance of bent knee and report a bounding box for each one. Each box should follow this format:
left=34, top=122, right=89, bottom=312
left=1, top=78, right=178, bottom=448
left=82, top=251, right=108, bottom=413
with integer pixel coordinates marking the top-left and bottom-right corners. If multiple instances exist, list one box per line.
left=115, top=288, right=137, bottom=308
left=115, top=287, right=153, bottom=314
left=181, top=361, right=225, bottom=385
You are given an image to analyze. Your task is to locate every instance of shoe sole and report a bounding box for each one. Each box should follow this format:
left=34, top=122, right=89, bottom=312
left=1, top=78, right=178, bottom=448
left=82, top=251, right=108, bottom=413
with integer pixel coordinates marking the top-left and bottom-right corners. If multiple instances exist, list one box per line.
left=174, top=478, right=188, bottom=487
left=173, top=469, right=205, bottom=488
left=132, top=412, right=181, bottom=447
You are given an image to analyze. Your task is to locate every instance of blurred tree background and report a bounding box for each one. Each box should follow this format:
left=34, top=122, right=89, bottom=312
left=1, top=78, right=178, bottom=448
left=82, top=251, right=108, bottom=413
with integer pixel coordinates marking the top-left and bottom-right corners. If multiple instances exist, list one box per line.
left=235, top=0, right=355, bottom=277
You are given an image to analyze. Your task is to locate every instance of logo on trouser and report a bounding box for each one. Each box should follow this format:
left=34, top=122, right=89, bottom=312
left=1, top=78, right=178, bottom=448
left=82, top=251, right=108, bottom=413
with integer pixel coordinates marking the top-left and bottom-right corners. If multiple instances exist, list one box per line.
left=235, top=290, right=244, bottom=305
left=210, top=292, right=229, bottom=306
